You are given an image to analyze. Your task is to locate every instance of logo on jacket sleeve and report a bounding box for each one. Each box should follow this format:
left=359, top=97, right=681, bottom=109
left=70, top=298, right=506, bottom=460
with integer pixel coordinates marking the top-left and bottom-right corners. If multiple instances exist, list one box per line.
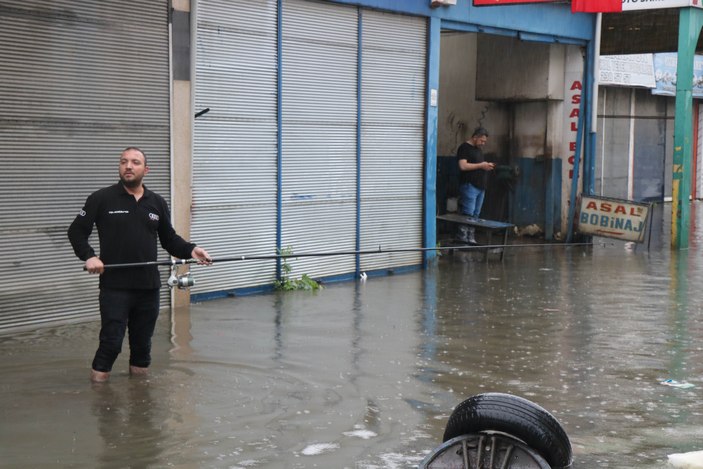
left=149, top=213, right=160, bottom=221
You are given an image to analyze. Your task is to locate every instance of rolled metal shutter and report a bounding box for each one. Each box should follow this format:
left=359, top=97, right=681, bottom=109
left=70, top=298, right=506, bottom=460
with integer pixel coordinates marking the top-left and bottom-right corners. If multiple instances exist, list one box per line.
left=360, top=10, right=426, bottom=272
left=280, top=0, right=358, bottom=279
left=0, top=1, right=171, bottom=332
left=192, top=0, right=279, bottom=293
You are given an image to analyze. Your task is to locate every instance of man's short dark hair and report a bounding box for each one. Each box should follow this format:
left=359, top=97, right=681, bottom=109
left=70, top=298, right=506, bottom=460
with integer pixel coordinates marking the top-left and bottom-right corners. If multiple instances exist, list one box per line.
left=472, top=127, right=489, bottom=138
left=122, top=146, right=147, bottom=166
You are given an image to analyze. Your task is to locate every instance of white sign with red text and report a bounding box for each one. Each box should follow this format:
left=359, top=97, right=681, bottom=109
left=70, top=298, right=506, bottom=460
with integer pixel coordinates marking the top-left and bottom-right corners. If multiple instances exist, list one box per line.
left=578, top=195, right=650, bottom=242
left=561, top=46, right=584, bottom=235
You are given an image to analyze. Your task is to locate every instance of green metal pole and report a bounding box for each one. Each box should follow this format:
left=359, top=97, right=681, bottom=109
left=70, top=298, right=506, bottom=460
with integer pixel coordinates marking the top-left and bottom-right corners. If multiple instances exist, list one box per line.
left=672, top=8, right=703, bottom=249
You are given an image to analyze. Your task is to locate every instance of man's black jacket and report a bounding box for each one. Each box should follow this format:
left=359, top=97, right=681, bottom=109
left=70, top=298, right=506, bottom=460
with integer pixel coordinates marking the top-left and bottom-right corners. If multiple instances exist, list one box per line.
left=68, top=182, right=195, bottom=289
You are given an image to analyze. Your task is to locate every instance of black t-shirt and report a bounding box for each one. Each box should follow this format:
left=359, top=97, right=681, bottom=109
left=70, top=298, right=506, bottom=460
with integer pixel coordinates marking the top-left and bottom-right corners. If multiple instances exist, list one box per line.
left=68, top=182, right=195, bottom=290
left=457, top=142, right=488, bottom=190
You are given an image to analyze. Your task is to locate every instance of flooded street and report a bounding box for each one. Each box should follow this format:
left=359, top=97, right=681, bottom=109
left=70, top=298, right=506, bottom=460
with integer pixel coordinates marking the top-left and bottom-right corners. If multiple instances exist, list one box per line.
left=3, top=204, right=703, bottom=468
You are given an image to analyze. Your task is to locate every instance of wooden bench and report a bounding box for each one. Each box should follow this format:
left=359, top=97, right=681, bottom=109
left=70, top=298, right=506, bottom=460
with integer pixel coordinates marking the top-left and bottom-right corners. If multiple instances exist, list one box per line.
left=437, top=213, right=514, bottom=261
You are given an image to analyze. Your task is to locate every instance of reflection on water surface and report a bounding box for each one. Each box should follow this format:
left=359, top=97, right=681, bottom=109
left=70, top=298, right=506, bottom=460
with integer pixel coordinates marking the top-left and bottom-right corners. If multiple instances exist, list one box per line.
left=3, top=205, right=703, bottom=468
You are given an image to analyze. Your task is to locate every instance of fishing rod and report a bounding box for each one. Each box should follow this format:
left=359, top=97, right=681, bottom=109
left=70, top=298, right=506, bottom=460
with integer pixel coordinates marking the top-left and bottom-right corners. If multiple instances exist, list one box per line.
left=83, top=241, right=599, bottom=289
left=84, top=241, right=597, bottom=268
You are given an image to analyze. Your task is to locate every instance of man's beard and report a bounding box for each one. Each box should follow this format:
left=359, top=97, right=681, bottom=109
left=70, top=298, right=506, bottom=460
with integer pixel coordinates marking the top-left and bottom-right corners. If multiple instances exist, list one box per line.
left=120, top=175, right=143, bottom=188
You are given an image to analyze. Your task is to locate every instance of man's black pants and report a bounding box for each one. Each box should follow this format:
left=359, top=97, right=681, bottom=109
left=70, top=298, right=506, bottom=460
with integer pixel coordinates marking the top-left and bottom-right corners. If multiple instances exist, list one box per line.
left=92, top=288, right=161, bottom=372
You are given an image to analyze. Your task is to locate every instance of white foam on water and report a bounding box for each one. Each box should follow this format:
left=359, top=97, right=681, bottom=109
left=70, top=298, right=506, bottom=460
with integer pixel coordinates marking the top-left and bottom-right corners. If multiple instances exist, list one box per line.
left=668, top=450, right=703, bottom=468
left=229, top=460, right=259, bottom=468
left=343, top=429, right=377, bottom=439
left=378, top=452, right=426, bottom=469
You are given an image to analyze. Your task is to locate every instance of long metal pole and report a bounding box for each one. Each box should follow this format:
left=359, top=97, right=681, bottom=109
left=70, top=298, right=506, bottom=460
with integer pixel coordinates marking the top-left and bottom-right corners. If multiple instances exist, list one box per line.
left=672, top=7, right=703, bottom=249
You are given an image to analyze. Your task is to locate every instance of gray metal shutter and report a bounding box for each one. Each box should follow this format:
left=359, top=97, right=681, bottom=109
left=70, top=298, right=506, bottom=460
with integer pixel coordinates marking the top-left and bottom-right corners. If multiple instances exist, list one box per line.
left=280, top=0, right=359, bottom=279
left=360, top=10, right=426, bottom=272
left=0, top=1, right=171, bottom=332
left=192, top=0, right=279, bottom=293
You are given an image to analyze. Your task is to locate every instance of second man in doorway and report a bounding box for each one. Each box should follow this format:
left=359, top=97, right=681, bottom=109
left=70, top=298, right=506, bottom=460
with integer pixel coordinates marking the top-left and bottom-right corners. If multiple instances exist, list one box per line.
left=456, top=127, right=494, bottom=244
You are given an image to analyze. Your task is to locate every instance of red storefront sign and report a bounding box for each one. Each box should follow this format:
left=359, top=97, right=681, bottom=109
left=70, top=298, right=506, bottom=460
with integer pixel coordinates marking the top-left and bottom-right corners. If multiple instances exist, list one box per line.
left=473, top=0, right=559, bottom=4
left=571, top=0, right=621, bottom=12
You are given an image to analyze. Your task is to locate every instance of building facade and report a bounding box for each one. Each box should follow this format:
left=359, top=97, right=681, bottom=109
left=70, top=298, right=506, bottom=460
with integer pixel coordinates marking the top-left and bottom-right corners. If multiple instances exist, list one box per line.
left=0, top=0, right=595, bottom=331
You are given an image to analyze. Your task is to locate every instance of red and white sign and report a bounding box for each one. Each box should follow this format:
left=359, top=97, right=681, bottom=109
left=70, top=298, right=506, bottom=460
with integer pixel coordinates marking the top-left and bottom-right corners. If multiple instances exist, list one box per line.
left=473, top=0, right=559, bottom=5
left=566, top=79, right=581, bottom=181
left=578, top=196, right=650, bottom=242
left=473, top=0, right=703, bottom=10
left=573, top=0, right=703, bottom=12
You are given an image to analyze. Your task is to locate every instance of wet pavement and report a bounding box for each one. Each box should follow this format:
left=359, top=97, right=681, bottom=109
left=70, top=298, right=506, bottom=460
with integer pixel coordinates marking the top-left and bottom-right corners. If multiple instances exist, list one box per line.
left=3, top=203, right=703, bottom=468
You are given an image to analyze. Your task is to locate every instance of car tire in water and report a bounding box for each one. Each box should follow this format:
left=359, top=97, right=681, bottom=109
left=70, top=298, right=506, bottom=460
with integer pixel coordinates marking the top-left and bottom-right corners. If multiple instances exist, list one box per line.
left=443, top=392, right=573, bottom=469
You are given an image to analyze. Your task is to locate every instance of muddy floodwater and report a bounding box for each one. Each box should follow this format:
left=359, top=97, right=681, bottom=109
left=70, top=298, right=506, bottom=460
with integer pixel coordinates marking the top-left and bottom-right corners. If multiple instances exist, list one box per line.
left=3, top=205, right=703, bottom=468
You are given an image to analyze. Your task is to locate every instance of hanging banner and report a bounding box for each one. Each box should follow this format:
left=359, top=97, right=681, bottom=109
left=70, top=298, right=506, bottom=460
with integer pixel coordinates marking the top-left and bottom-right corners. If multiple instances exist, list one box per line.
left=577, top=195, right=650, bottom=242
left=652, top=52, right=703, bottom=98
left=599, top=54, right=656, bottom=88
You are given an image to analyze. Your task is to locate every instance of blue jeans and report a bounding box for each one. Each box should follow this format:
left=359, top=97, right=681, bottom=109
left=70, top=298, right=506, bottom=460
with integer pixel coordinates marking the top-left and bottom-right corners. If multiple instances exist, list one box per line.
left=459, top=183, right=485, bottom=218
left=92, top=288, right=160, bottom=372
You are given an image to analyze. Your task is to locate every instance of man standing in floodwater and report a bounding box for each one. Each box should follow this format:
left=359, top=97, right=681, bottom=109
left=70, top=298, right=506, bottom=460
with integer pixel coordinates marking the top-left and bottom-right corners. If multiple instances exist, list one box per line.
left=68, top=147, right=211, bottom=383
left=456, top=127, right=495, bottom=244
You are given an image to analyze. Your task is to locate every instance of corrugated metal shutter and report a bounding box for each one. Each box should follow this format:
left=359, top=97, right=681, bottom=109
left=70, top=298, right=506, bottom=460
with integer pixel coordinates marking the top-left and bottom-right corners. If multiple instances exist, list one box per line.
left=360, top=10, right=426, bottom=272
left=192, top=0, right=279, bottom=293
left=0, top=1, right=171, bottom=332
left=280, top=0, right=358, bottom=279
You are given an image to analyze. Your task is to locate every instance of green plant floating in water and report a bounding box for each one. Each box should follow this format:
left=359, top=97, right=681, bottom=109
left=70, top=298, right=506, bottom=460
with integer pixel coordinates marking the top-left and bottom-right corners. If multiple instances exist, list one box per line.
left=274, top=247, right=322, bottom=291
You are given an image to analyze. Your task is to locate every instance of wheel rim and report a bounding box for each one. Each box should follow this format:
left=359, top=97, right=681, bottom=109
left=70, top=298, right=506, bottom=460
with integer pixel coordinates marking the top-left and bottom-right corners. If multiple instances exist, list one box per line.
left=420, top=432, right=551, bottom=469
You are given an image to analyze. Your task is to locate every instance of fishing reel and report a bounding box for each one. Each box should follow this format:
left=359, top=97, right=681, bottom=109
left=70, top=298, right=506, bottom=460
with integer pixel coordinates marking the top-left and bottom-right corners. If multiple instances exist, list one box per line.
left=167, top=264, right=195, bottom=290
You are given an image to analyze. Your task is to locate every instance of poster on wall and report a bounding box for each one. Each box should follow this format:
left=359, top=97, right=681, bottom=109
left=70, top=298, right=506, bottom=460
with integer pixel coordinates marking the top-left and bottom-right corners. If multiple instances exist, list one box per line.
left=652, top=52, right=703, bottom=98
left=599, top=55, right=656, bottom=88
left=577, top=195, right=651, bottom=243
